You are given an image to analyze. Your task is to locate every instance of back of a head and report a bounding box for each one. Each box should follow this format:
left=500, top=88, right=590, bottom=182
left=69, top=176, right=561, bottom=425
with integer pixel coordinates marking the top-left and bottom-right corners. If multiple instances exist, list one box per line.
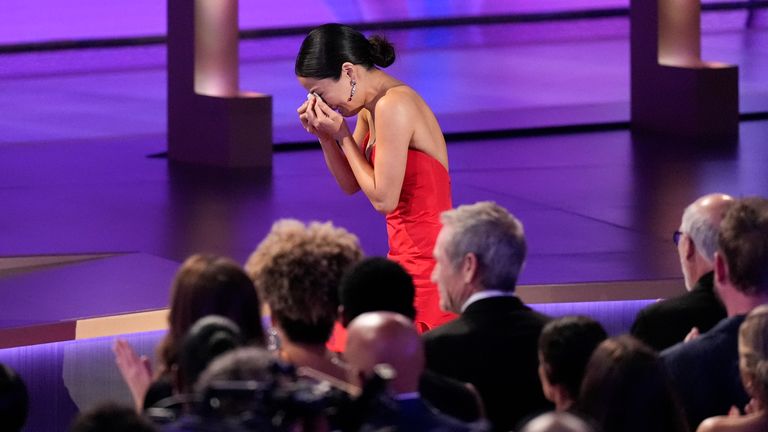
left=161, top=254, right=264, bottom=368
left=179, top=315, right=245, bottom=393
left=681, top=193, right=734, bottom=263
left=0, top=364, right=28, bottom=432
left=295, top=23, right=395, bottom=79
left=195, top=347, right=276, bottom=393
left=738, top=304, right=768, bottom=402
left=717, top=197, right=768, bottom=295
left=70, top=402, right=157, bottom=432
left=339, top=257, right=416, bottom=325
left=440, top=201, right=526, bottom=291
left=246, top=219, right=363, bottom=345
left=193, top=347, right=279, bottom=419
left=538, top=316, right=608, bottom=400
left=520, top=412, right=596, bottom=432
left=345, top=312, right=424, bottom=392
left=577, top=335, right=688, bottom=432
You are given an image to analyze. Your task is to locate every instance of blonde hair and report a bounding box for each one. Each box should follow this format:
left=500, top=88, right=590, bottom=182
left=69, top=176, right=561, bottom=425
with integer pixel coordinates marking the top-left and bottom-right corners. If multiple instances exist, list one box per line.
left=739, top=304, right=768, bottom=401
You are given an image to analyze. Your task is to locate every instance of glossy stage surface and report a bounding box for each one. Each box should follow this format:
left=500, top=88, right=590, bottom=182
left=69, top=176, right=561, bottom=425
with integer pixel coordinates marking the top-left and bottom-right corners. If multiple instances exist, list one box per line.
left=1, top=5, right=767, bottom=430
left=1, top=10, right=767, bottom=340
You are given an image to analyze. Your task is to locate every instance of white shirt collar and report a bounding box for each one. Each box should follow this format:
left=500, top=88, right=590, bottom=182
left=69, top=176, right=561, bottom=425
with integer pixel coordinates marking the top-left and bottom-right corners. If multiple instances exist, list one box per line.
left=461, top=290, right=516, bottom=313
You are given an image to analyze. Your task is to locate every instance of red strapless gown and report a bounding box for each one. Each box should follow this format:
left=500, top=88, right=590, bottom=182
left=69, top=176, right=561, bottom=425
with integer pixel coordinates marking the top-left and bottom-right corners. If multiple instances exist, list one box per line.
left=371, top=138, right=457, bottom=332
left=326, top=136, right=457, bottom=352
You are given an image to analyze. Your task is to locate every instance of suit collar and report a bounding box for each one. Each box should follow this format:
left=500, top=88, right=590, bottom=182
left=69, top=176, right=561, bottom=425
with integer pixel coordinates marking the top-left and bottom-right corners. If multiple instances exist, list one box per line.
left=462, top=294, right=528, bottom=315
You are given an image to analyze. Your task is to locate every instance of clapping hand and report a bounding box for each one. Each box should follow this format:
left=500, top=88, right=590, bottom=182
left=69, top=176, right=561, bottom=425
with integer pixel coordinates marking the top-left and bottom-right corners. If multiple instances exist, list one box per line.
left=113, top=338, right=153, bottom=411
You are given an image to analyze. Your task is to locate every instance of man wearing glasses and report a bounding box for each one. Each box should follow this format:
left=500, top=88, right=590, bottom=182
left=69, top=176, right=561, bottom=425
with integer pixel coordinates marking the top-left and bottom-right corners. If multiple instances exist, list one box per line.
left=631, top=193, right=733, bottom=351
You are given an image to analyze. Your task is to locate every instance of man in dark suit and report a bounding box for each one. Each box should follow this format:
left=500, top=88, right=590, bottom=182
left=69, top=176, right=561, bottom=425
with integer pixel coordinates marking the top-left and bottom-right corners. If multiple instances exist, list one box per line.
left=631, top=193, right=733, bottom=351
left=423, top=201, right=552, bottom=431
left=345, top=312, right=487, bottom=432
left=662, top=197, right=768, bottom=429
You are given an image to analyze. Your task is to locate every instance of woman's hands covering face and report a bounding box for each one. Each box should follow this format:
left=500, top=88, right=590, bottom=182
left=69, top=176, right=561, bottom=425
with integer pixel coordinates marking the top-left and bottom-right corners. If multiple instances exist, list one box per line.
left=297, top=94, right=347, bottom=141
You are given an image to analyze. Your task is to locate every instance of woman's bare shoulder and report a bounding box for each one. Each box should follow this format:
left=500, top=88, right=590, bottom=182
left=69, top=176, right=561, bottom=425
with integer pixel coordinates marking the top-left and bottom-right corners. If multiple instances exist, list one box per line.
left=697, top=413, right=768, bottom=432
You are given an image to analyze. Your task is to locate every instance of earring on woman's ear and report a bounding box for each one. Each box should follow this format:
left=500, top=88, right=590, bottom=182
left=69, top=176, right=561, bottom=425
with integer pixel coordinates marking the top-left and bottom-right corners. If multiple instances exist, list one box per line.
left=348, top=80, right=357, bottom=102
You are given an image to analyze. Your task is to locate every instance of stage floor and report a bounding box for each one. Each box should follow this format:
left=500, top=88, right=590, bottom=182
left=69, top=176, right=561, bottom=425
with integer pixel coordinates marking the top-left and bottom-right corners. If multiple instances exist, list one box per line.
left=1, top=16, right=767, bottom=347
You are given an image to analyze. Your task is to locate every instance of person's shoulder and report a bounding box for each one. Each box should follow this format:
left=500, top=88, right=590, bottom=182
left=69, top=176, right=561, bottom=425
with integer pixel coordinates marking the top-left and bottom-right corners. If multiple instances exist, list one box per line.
left=423, top=317, right=469, bottom=342
left=376, top=85, right=419, bottom=112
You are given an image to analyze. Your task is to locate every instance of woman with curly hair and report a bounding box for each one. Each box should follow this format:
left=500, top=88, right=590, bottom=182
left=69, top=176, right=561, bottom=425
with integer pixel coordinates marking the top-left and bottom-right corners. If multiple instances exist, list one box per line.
left=697, top=305, right=768, bottom=432
left=245, top=219, right=363, bottom=383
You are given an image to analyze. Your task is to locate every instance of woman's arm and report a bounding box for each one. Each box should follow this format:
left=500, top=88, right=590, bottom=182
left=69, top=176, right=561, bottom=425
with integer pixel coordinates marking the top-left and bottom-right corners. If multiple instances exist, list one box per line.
left=313, top=93, right=412, bottom=214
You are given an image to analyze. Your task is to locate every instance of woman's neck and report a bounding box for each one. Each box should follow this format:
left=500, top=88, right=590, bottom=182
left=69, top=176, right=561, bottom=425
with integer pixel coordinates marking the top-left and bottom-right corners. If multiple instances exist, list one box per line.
left=362, top=69, right=400, bottom=114
left=278, top=339, right=349, bottom=382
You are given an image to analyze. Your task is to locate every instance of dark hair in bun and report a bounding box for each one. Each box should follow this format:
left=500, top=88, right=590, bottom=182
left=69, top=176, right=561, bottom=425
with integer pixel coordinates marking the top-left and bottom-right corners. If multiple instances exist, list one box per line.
left=295, top=23, right=396, bottom=79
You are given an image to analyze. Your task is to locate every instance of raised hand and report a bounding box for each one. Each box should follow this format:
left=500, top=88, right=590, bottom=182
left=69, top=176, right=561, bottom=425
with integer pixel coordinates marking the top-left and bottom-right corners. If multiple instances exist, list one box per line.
left=113, top=338, right=153, bottom=411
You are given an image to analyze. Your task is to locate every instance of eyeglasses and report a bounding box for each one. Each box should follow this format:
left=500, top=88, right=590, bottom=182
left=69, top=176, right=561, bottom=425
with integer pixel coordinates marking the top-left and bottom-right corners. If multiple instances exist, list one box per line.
left=672, top=230, right=683, bottom=246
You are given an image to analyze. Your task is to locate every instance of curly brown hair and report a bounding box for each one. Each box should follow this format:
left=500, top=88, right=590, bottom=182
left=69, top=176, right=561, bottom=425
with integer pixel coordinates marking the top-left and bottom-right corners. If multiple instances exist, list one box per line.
left=245, top=219, right=364, bottom=344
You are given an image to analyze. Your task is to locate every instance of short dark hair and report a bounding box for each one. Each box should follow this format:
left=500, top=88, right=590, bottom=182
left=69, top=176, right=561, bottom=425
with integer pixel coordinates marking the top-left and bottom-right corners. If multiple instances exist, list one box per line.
left=70, top=402, right=157, bottom=432
left=0, top=364, right=28, bottom=432
left=718, top=197, right=768, bottom=294
left=295, top=23, right=395, bottom=79
left=339, top=257, right=416, bottom=325
left=538, top=316, right=607, bottom=400
left=179, top=315, right=244, bottom=393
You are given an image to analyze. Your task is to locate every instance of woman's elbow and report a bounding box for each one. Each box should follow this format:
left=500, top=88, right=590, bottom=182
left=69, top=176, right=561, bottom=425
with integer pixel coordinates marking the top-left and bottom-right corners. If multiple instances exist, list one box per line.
left=372, top=198, right=398, bottom=214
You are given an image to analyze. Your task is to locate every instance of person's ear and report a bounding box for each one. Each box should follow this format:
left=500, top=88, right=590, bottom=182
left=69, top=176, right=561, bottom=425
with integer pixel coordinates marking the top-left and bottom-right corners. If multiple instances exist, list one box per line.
left=341, top=62, right=356, bottom=80
left=684, top=235, right=696, bottom=260
left=462, top=253, right=478, bottom=284
left=714, top=251, right=729, bottom=284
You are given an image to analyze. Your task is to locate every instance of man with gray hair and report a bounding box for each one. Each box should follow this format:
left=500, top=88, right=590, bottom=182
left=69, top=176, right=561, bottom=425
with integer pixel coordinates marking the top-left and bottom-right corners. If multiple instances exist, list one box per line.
left=423, top=201, right=552, bottom=432
left=631, top=193, right=733, bottom=351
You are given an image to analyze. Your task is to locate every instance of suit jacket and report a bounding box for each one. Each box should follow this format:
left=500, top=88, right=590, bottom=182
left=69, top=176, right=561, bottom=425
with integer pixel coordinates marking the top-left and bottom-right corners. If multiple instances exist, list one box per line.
left=395, top=397, right=488, bottom=432
left=661, top=315, right=749, bottom=429
left=423, top=295, right=552, bottom=432
left=631, top=272, right=726, bottom=351
left=420, top=369, right=483, bottom=422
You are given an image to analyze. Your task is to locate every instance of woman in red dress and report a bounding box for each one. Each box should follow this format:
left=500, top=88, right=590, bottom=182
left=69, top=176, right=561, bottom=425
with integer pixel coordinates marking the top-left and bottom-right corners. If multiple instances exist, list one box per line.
left=295, top=24, right=455, bottom=332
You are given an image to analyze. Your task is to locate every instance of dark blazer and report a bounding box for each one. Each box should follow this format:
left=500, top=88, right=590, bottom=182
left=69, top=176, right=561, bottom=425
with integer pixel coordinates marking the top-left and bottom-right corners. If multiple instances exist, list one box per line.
left=420, top=369, right=484, bottom=422
left=631, top=272, right=727, bottom=351
left=395, top=397, right=487, bottom=432
left=423, top=295, right=552, bottom=432
left=661, top=315, right=749, bottom=429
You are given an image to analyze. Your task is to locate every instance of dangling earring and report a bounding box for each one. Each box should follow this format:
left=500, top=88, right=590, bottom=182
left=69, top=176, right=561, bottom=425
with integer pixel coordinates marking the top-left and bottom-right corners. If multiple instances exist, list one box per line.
left=267, top=326, right=281, bottom=352
left=348, top=80, right=357, bottom=102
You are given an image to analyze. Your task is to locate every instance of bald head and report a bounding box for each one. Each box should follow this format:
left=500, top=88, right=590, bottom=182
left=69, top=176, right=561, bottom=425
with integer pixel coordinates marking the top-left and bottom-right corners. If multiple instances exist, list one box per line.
left=344, top=312, right=424, bottom=394
left=679, top=193, right=735, bottom=289
left=520, top=412, right=595, bottom=432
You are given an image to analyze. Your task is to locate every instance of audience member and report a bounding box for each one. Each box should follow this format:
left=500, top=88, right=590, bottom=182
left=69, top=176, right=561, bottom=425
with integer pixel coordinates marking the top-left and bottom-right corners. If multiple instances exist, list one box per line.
left=167, top=347, right=336, bottom=432
left=423, top=201, right=552, bottom=431
left=113, top=254, right=264, bottom=410
left=338, top=256, right=484, bottom=422
left=0, top=363, right=28, bottom=432
left=519, top=412, right=596, bottom=432
left=177, top=315, right=244, bottom=394
left=338, top=257, right=416, bottom=326
left=697, top=304, right=768, bottom=432
left=70, top=402, right=157, bottom=432
left=345, top=312, right=487, bottom=431
left=245, top=219, right=363, bottom=384
left=538, top=316, right=608, bottom=412
left=577, top=335, right=689, bottom=432
left=632, top=193, right=732, bottom=351
left=662, top=197, right=768, bottom=428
